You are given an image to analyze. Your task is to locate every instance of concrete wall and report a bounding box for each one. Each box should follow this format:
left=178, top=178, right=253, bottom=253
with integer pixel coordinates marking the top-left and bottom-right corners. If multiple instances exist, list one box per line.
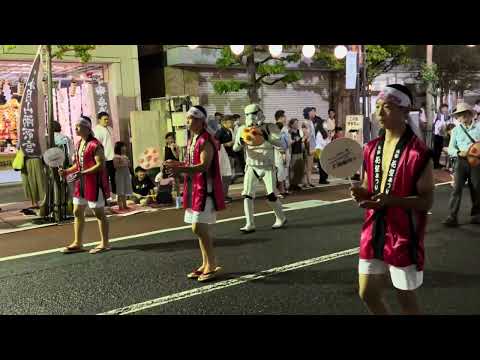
left=0, top=45, right=142, bottom=110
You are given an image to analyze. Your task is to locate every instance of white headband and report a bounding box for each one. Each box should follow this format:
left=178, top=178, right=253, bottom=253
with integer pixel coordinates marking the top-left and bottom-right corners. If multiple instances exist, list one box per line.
left=378, top=87, right=412, bottom=108
left=187, top=107, right=206, bottom=121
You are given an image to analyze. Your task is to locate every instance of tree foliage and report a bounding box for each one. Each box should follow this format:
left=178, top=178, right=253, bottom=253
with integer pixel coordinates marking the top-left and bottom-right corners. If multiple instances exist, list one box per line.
left=214, top=45, right=304, bottom=102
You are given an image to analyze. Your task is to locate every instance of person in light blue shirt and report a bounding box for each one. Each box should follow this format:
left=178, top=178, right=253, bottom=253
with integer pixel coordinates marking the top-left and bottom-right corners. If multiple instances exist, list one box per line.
left=443, top=103, right=480, bottom=227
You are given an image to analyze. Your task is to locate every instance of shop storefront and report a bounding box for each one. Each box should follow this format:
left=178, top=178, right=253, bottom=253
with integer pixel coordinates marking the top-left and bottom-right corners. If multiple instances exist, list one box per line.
left=0, top=45, right=142, bottom=185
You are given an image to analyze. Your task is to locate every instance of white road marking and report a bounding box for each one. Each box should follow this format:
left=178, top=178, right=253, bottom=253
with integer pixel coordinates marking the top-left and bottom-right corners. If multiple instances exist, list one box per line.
left=98, top=247, right=360, bottom=315
left=0, top=198, right=339, bottom=262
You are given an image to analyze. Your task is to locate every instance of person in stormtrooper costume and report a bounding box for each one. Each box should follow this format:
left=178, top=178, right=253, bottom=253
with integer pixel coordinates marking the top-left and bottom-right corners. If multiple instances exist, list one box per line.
left=233, top=104, right=287, bottom=233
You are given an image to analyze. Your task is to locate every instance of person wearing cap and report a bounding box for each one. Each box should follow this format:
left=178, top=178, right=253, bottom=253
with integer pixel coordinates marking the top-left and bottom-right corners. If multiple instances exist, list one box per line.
left=443, top=102, right=480, bottom=227
left=58, top=117, right=111, bottom=254
left=350, top=84, right=434, bottom=315
left=165, top=105, right=225, bottom=282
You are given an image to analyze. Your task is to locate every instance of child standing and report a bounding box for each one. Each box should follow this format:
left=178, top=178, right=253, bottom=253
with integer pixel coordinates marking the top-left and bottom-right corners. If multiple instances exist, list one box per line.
left=113, top=141, right=133, bottom=210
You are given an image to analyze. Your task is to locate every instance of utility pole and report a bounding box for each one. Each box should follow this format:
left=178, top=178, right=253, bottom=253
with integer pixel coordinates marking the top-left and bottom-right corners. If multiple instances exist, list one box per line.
left=425, top=45, right=434, bottom=149
left=45, top=45, right=62, bottom=222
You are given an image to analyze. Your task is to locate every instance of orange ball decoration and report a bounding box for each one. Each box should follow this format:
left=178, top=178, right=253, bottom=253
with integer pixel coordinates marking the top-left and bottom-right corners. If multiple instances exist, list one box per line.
left=467, top=142, right=480, bottom=167
left=241, top=127, right=264, bottom=146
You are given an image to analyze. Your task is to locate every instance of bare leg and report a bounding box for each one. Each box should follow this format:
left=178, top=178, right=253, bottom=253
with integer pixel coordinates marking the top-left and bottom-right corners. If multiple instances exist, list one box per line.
left=72, top=204, right=86, bottom=247
left=193, top=224, right=207, bottom=272
left=396, top=289, right=421, bottom=315
left=192, top=223, right=217, bottom=273
left=358, top=274, right=391, bottom=315
left=93, top=207, right=109, bottom=248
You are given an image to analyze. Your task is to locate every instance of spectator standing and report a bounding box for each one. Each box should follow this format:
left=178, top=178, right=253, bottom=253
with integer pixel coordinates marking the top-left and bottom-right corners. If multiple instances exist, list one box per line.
left=302, top=107, right=317, bottom=187
left=113, top=141, right=133, bottom=211
left=274, top=122, right=289, bottom=196
left=288, top=118, right=304, bottom=191
left=443, top=103, right=480, bottom=227
left=53, top=121, right=74, bottom=215
left=275, top=110, right=291, bottom=192
left=432, top=104, right=452, bottom=168
left=315, top=121, right=330, bottom=184
left=325, top=108, right=337, bottom=140
left=94, top=112, right=116, bottom=199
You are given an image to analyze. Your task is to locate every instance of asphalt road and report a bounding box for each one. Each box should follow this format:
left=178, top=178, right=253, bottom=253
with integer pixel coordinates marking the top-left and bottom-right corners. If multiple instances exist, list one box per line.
left=0, top=184, right=479, bottom=315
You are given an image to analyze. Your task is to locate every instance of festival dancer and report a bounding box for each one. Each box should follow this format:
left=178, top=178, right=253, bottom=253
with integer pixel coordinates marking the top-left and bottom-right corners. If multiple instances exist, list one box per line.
left=59, top=117, right=111, bottom=254
left=350, top=84, right=434, bottom=315
left=165, top=106, right=225, bottom=282
left=233, top=104, right=287, bottom=233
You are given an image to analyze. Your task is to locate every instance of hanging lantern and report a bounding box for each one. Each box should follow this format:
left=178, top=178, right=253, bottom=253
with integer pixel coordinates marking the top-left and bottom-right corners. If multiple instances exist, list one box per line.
left=334, top=45, right=348, bottom=59
left=17, top=80, right=25, bottom=96
left=268, top=45, right=283, bottom=58
left=302, top=45, right=316, bottom=58
left=70, top=80, right=77, bottom=97
left=230, top=45, right=244, bottom=56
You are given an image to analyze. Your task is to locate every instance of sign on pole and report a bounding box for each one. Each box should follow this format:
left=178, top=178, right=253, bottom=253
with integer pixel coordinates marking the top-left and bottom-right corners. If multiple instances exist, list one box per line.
left=345, top=115, right=364, bottom=146
left=346, top=51, right=357, bottom=90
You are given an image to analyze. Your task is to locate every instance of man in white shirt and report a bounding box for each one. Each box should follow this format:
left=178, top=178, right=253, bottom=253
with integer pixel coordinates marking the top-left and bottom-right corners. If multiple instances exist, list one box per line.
left=432, top=104, right=452, bottom=169
left=94, top=112, right=116, bottom=197
left=325, top=108, right=337, bottom=140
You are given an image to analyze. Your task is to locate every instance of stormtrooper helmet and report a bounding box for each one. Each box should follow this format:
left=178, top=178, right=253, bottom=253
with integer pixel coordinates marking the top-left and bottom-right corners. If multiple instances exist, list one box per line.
left=244, top=103, right=265, bottom=127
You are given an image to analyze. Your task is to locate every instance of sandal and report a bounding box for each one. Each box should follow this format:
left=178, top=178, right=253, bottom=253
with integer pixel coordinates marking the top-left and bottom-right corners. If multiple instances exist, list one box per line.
left=187, top=269, right=204, bottom=279
left=197, top=267, right=222, bottom=283
left=89, top=247, right=111, bottom=254
left=62, top=246, right=87, bottom=254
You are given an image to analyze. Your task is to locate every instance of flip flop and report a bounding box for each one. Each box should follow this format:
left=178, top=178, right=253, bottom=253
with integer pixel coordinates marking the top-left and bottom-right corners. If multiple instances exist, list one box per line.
left=187, top=269, right=204, bottom=279
left=89, top=247, right=111, bottom=254
left=62, top=246, right=87, bottom=254
left=197, top=267, right=222, bottom=283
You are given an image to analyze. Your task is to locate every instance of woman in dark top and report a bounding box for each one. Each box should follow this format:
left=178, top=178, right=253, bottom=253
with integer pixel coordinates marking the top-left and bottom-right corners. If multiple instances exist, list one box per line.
left=288, top=118, right=305, bottom=191
left=164, top=132, right=180, bottom=178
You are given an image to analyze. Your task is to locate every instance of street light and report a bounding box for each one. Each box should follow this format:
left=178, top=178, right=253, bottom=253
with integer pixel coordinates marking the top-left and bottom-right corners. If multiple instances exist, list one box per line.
left=188, top=45, right=199, bottom=49
left=302, top=45, right=316, bottom=58
left=268, top=45, right=283, bottom=58
left=334, top=45, right=348, bottom=59
left=230, top=45, right=245, bottom=56
left=467, top=45, right=476, bottom=47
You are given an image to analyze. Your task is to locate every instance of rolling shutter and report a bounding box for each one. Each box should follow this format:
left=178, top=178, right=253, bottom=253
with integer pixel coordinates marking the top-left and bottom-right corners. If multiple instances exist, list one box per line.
left=260, top=72, right=330, bottom=122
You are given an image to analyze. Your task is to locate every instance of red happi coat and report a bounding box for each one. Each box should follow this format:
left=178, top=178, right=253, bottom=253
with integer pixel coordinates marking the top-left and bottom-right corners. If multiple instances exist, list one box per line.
left=360, top=126, right=431, bottom=271
left=73, top=137, right=111, bottom=202
left=183, top=130, right=226, bottom=212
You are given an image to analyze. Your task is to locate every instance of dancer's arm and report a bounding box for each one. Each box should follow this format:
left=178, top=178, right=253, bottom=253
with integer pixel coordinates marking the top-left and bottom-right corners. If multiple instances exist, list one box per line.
left=170, top=141, right=214, bottom=175
left=360, top=160, right=434, bottom=212
left=233, top=125, right=245, bottom=152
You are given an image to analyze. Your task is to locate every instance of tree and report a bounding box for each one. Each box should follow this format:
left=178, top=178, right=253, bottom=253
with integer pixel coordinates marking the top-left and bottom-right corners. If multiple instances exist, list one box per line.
left=419, top=46, right=480, bottom=108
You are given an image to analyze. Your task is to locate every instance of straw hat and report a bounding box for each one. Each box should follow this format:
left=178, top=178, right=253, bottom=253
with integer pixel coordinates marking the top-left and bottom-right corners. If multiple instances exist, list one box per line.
left=451, top=102, right=474, bottom=116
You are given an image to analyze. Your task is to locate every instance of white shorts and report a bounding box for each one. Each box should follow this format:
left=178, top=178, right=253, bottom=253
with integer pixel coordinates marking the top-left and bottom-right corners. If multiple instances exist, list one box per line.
left=184, top=197, right=217, bottom=224
left=73, top=191, right=106, bottom=209
left=358, top=258, right=423, bottom=291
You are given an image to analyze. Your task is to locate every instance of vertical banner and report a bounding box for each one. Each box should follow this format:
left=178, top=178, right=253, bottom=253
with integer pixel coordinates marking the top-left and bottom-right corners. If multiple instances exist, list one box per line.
left=18, top=47, right=45, bottom=157
left=93, top=81, right=112, bottom=120
left=345, top=115, right=364, bottom=146
left=345, top=51, right=357, bottom=90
